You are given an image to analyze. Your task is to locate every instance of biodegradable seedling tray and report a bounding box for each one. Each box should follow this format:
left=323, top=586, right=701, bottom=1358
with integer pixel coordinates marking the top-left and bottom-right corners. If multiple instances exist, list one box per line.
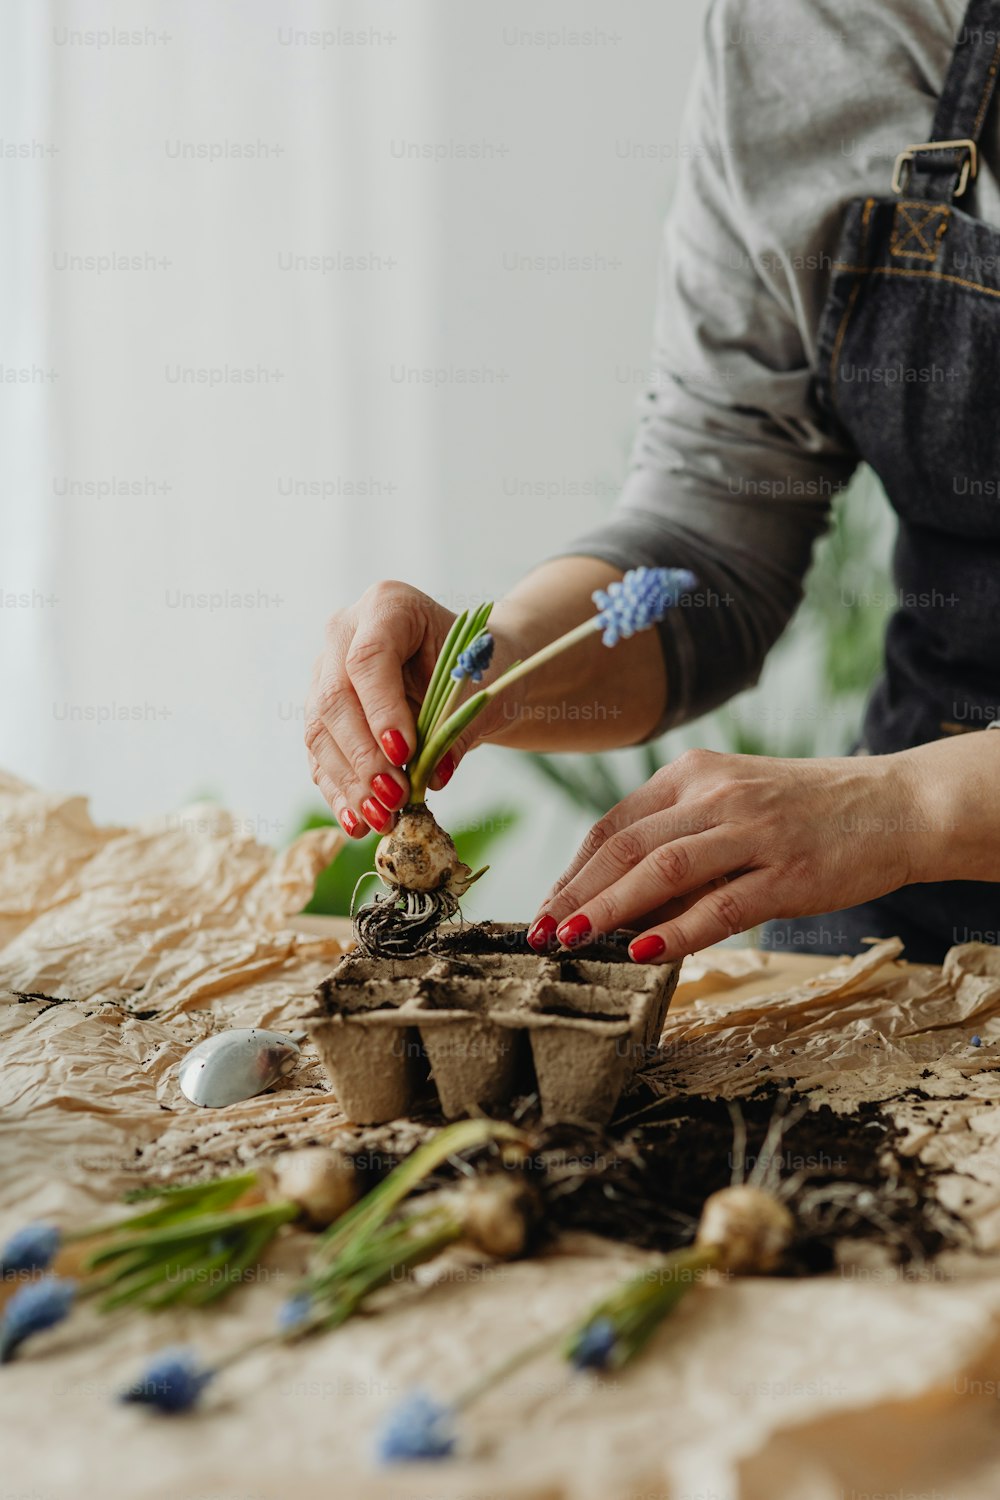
left=306, top=923, right=681, bottom=1126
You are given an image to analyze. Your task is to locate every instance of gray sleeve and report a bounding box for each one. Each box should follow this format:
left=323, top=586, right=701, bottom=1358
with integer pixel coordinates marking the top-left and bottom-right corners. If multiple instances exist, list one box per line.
left=565, top=0, right=865, bottom=732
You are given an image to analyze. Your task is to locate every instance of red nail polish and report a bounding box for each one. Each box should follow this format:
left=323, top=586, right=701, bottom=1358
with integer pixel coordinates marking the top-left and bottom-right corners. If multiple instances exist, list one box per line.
left=630, top=934, right=666, bottom=964
left=557, top=914, right=592, bottom=948
left=380, top=729, right=410, bottom=767
left=527, top=914, right=557, bottom=952
left=361, top=797, right=390, bottom=833
left=339, top=808, right=362, bottom=837
left=371, top=773, right=405, bottom=810
left=435, top=750, right=456, bottom=789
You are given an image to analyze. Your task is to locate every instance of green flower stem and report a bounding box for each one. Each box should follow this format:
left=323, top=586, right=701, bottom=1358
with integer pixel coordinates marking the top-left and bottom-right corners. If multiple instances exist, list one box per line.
left=312, top=1118, right=522, bottom=1271
left=211, top=1210, right=465, bottom=1386
left=564, top=1245, right=720, bottom=1368
left=68, top=1172, right=261, bottom=1243
left=82, top=1202, right=296, bottom=1270
left=80, top=1201, right=300, bottom=1312
left=437, top=1246, right=721, bottom=1427
left=310, top=1211, right=462, bottom=1331
left=182, top=1218, right=290, bottom=1309
left=407, top=615, right=600, bottom=800
left=416, top=610, right=469, bottom=746
left=451, top=1322, right=567, bottom=1412
left=415, top=605, right=493, bottom=762
left=96, top=1244, right=211, bottom=1313
left=408, top=689, right=489, bottom=803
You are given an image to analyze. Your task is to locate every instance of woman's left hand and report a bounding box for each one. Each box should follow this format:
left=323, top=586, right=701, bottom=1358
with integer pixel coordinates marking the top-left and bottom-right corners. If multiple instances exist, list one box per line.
left=528, top=748, right=923, bottom=962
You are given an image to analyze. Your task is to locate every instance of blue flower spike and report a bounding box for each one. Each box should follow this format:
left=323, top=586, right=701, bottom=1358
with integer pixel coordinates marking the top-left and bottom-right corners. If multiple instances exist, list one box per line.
left=275, top=1292, right=314, bottom=1334
left=0, top=1276, right=76, bottom=1362
left=450, top=632, right=495, bottom=683
left=593, top=567, right=697, bottom=648
left=375, top=1390, right=457, bottom=1464
left=119, top=1347, right=214, bottom=1415
left=0, top=1223, right=61, bottom=1276
left=568, top=1316, right=617, bottom=1373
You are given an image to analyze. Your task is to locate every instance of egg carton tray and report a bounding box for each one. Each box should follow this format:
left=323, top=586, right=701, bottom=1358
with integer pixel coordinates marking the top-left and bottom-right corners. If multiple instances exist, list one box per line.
left=305, top=922, right=681, bottom=1126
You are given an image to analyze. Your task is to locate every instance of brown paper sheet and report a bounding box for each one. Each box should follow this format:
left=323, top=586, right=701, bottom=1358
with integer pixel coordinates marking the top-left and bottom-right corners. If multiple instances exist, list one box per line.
left=4, top=775, right=1000, bottom=1500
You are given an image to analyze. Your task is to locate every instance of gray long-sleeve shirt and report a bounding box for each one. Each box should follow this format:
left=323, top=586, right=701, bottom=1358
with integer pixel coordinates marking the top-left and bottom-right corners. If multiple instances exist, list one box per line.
left=570, top=0, right=1000, bottom=730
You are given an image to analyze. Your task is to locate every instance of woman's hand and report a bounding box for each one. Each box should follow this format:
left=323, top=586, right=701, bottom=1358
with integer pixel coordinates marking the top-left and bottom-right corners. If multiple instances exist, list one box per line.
left=528, top=748, right=923, bottom=961
left=305, top=581, right=514, bottom=838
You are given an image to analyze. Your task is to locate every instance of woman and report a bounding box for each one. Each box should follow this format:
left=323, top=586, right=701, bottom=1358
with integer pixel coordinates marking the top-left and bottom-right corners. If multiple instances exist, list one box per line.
left=306, top=0, right=1000, bottom=966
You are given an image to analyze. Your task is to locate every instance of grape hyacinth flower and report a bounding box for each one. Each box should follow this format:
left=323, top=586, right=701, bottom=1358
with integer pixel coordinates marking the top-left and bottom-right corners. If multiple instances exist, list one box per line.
left=357, top=564, right=698, bottom=956
left=593, top=567, right=698, bottom=647
left=275, top=1292, right=314, bottom=1334
left=450, top=632, right=494, bottom=683
left=120, top=1347, right=215, bottom=1414
left=0, top=1222, right=61, bottom=1276
left=405, top=566, right=697, bottom=804
left=0, top=1276, right=76, bottom=1362
left=375, top=1390, right=457, bottom=1464
left=567, top=1316, right=617, bottom=1372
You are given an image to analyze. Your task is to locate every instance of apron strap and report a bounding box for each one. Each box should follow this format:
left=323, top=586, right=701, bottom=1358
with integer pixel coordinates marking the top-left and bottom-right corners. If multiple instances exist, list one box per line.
left=902, top=0, right=1000, bottom=202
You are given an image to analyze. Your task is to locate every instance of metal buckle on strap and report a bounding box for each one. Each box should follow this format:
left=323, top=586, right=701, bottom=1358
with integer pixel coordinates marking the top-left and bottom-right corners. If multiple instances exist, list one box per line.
left=892, top=138, right=979, bottom=198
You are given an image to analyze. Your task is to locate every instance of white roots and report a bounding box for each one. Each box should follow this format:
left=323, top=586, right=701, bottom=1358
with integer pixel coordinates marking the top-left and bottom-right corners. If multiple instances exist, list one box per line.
left=693, top=1097, right=800, bottom=1274
left=353, top=885, right=463, bottom=958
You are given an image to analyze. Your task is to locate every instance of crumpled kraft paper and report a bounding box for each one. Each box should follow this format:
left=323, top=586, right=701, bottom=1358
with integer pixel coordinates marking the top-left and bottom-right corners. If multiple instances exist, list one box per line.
left=0, top=774, right=345, bottom=1014
left=4, top=774, right=1000, bottom=1500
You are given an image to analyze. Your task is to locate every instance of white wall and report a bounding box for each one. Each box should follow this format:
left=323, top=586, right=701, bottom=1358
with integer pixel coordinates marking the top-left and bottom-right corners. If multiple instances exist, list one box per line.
left=0, top=0, right=711, bottom=918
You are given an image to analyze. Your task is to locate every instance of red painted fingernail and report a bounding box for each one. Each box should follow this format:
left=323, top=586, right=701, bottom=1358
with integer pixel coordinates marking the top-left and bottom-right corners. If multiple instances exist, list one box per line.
left=361, top=797, right=391, bottom=833
left=371, top=773, right=405, bottom=810
left=380, top=729, right=410, bottom=767
left=557, top=914, right=592, bottom=948
left=527, top=914, right=558, bottom=952
left=339, top=808, right=362, bottom=837
left=629, top=934, right=666, bottom=964
left=435, top=750, right=456, bottom=789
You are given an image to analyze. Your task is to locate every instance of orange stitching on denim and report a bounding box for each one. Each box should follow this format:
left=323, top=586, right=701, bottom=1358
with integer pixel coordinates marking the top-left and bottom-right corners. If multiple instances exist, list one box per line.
left=831, top=263, right=1000, bottom=300
left=826, top=201, right=875, bottom=415
left=889, top=201, right=951, bottom=260
left=973, top=40, right=1000, bottom=136
left=828, top=279, right=864, bottom=416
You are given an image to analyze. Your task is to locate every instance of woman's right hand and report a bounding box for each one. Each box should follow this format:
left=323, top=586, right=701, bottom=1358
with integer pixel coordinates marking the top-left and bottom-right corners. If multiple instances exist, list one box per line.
left=304, top=580, right=511, bottom=838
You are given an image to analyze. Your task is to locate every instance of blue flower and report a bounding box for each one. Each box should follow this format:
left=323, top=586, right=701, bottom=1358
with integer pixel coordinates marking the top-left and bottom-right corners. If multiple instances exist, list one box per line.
left=593, top=567, right=697, bottom=647
left=119, top=1347, right=214, bottom=1414
left=0, top=1276, right=76, bottom=1362
left=0, top=1223, right=61, bottom=1276
left=569, top=1316, right=617, bottom=1372
left=450, top=633, right=495, bottom=683
left=375, top=1390, right=456, bottom=1463
left=276, top=1292, right=313, bottom=1333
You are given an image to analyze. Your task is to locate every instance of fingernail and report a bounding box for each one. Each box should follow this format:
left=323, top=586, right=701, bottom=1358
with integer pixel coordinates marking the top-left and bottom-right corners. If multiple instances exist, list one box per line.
left=557, top=914, right=592, bottom=948
left=629, top=934, right=666, bottom=964
left=380, top=729, right=410, bottom=768
left=371, top=773, right=405, bottom=811
left=339, top=808, right=363, bottom=838
left=527, top=914, right=557, bottom=952
left=361, top=797, right=391, bottom=833
left=435, top=750, right=456, bottom=789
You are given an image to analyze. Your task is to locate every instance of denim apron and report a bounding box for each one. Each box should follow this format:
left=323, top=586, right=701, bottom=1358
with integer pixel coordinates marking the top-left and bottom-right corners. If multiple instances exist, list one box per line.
left=763, top=0, right=1000, bottom=962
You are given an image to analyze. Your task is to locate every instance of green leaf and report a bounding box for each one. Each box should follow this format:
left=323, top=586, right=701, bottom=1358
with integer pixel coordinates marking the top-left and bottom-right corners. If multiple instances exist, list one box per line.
left=299, top=822, right=382, bottom=917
